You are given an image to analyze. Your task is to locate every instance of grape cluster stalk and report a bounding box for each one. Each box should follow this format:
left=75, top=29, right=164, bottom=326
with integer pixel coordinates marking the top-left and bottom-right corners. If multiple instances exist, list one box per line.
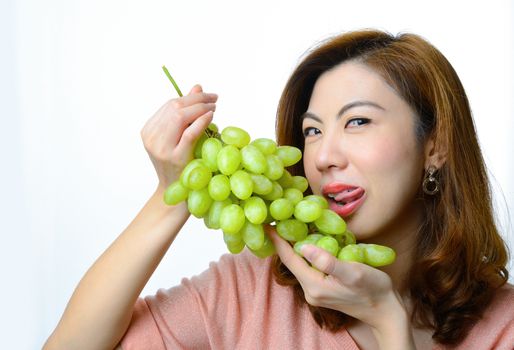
left=161, top=66, right=396, bottom=266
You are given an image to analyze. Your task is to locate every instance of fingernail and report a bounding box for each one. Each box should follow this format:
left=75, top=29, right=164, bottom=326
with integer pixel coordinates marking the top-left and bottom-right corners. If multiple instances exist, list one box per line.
left=300, top=244, right=314, bottom=259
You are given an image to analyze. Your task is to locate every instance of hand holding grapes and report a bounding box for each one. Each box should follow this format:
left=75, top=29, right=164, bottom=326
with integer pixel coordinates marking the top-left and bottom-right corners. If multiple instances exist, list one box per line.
left=268, top=227, right=415, bottom=349
left=140, top=84, right=218, bottom=192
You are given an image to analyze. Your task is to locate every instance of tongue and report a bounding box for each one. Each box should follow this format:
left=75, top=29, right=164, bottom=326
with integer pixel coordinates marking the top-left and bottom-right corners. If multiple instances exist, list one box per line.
left=334, top=187, right=365, bottom=203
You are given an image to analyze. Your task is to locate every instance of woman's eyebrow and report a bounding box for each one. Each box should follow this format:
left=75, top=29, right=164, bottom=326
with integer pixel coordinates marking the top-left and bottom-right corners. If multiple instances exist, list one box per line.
left=301, top=100, right=386, bottom=123
left=301, top=111, right=322, bottom=123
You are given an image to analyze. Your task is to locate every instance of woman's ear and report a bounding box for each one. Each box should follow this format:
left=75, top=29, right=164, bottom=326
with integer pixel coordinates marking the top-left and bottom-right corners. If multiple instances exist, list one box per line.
left=424, top=135, right=447, bottom=170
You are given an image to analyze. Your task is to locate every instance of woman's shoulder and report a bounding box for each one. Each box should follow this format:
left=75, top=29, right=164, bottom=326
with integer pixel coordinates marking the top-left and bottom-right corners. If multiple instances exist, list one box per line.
left=487, top=283, right=514, bottom=317
left=478, top=283, right=514, bottom=329
left=184, top=248, right=275, bottom=292
left=455, top=283, right=514, bottom=349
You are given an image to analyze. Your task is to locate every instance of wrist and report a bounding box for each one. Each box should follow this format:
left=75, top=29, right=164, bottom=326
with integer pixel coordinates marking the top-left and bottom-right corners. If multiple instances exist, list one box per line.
left=150, top=187, right=189, bottom=218
left=370, top=292, right=416, bottom=350
left=125, top=187, right=190, bottom=242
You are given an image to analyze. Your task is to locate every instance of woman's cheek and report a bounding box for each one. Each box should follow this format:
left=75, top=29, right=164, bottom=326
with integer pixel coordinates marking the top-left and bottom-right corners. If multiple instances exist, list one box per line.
left=360, top=136, right=410, bottom=172
left=303, top=149, right=321, bottom=193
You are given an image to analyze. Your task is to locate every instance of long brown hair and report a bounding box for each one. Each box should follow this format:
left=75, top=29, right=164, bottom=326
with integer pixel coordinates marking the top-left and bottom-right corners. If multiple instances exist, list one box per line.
left=273, top=29, right=509, bottom=345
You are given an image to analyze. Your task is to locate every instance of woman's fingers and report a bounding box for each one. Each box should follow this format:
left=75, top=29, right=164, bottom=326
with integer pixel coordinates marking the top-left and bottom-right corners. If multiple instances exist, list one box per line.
left=267, top=227, right=325, bottom=283
left=164, top=102, right=215, bottom=146
left=268, top=225, right=362, bottom=284
left=173, top=89, right=218, bottom=110
left=140, top=83, right=218, bottom=189
left=299, top=244, right=338, bottom=275
left=189, top=84, right=203, bottom=94
left=174, top=110, right=214, bottom=161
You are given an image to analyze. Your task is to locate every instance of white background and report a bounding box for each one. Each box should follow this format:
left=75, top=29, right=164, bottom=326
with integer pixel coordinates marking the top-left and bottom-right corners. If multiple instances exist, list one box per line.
left=1, top=0, right=513, bottom=348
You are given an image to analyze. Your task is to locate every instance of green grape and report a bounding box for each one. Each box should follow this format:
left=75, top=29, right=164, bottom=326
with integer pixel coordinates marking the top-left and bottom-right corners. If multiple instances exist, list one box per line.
left=275, top=145, right=302, bottom=167
left=250, top=138, right=277, bottom=155
left=204, top=199, right=232, bottom=229
left=316, top=236, right=340, bottom=257
left=208, top=174, right=231, bottom=201
left=250, top=174, right=273, bottom=195
left=217, top=145, right=242, bottom=175
left=283, top=188, right=303, bottom=206
left=230, top=170, right=253, bottom=200
left=261, top=181, right=283, bottom=201
left=163, top=180, right=189, bottom=205
left=303, top=195, right=329, bottom=209
left=276, top=219, right=308, bottom=242
left=241, top=221, right=265, bottom=250
left=249, top=233, right=276, bottom=258
left=187, top=165, right=212, bottom=190
left=221, top=126, right=250, bottom=148
left=241, top=144, right=268, bottom=174
left=277, top=170, right=294, bottom=188
left=314, top=209, right=347, bottom=235
left=207, top=122, right=219, bottom=134
left=290, top=176, right=309, bottom=193
left=293, top=233, right=324, bottom=254
left=337, top=244, right=365, bottom=263
left=187, top=188, right=212, bottom=218
left=263, top=154, right=284, bottom=180
left=220, top=204, right=246, bottom=235
left=341, top=230, right=356, bottom=246
left=294, top=199, right=323, bottom=223
left=201, top=137, right=223, bottom=172
left=269, top=198, right=294, bottom=221
left=360, top=243, right=396, bottom=267
left=223, top=231, right=245, bottom=254
left=243, top=196, right=268, bottom=224
left=194, top=133, right=209, bottom=159
left=333, top=231, right=355, bottom=248
left=180, top=159, right=205, bottom=188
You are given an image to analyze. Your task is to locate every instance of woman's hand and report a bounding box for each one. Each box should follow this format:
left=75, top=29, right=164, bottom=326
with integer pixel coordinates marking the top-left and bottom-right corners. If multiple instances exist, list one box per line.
left=140, top=84, right=218, bottom=192
left=267, top=226, right=416, bottom=349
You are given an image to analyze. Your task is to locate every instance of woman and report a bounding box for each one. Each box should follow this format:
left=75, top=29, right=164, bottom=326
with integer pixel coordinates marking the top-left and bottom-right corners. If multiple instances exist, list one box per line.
left=44, top=29, right=513, bottom=349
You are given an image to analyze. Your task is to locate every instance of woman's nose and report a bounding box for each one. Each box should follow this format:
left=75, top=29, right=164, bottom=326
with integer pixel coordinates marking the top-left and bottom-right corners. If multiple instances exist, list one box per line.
left=314, top=131, right=349, bottom=173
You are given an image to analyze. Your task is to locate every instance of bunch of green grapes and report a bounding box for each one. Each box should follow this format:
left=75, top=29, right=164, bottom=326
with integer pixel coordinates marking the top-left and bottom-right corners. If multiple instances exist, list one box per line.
left=161, top=66, right=396, bottom=266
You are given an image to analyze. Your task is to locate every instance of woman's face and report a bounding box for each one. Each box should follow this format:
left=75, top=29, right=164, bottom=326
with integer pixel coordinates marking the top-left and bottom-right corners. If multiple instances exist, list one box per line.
left=302, top=61, right=425, bottom=243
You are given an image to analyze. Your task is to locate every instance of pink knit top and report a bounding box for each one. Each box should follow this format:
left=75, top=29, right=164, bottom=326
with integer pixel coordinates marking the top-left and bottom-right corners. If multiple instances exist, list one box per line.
left=121, top=250, right=514, bottom=349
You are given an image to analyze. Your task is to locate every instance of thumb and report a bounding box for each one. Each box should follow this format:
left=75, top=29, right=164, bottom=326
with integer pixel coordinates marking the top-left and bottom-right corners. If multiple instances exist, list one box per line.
left=189, top=84, right=203, bottom=94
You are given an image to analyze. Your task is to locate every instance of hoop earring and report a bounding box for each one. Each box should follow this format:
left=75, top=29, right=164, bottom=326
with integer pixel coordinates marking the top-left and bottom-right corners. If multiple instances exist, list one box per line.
left=423, top=166, right=440, bottom=195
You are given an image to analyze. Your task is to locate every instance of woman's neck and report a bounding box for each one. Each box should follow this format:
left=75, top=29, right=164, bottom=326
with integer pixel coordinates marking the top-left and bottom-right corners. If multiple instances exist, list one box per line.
left=360, top=200, right=423, bottom=294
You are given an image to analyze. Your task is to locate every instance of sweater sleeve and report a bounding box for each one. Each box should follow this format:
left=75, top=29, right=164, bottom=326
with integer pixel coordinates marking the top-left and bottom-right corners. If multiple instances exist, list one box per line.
left=120, top=249, right=270, bottom=349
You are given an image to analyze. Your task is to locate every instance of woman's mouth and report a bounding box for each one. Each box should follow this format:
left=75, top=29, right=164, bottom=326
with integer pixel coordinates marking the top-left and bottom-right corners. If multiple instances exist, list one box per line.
left=322, top=183, right=366, bottom=218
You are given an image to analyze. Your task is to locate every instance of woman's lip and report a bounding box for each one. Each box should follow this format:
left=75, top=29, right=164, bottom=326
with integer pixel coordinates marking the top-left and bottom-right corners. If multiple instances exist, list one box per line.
left=328, top=192, right=366, bottom=218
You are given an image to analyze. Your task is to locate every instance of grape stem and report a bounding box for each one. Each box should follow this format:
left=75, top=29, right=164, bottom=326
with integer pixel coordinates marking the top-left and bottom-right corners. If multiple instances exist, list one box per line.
left=162, top=65, right=183, bottom=97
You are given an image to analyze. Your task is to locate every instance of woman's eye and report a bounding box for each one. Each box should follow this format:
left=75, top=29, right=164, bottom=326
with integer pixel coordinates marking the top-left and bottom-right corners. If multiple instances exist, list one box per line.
left=345, top=118, right=370, bottom=128
left=303, top=127, right=321, bottom=137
